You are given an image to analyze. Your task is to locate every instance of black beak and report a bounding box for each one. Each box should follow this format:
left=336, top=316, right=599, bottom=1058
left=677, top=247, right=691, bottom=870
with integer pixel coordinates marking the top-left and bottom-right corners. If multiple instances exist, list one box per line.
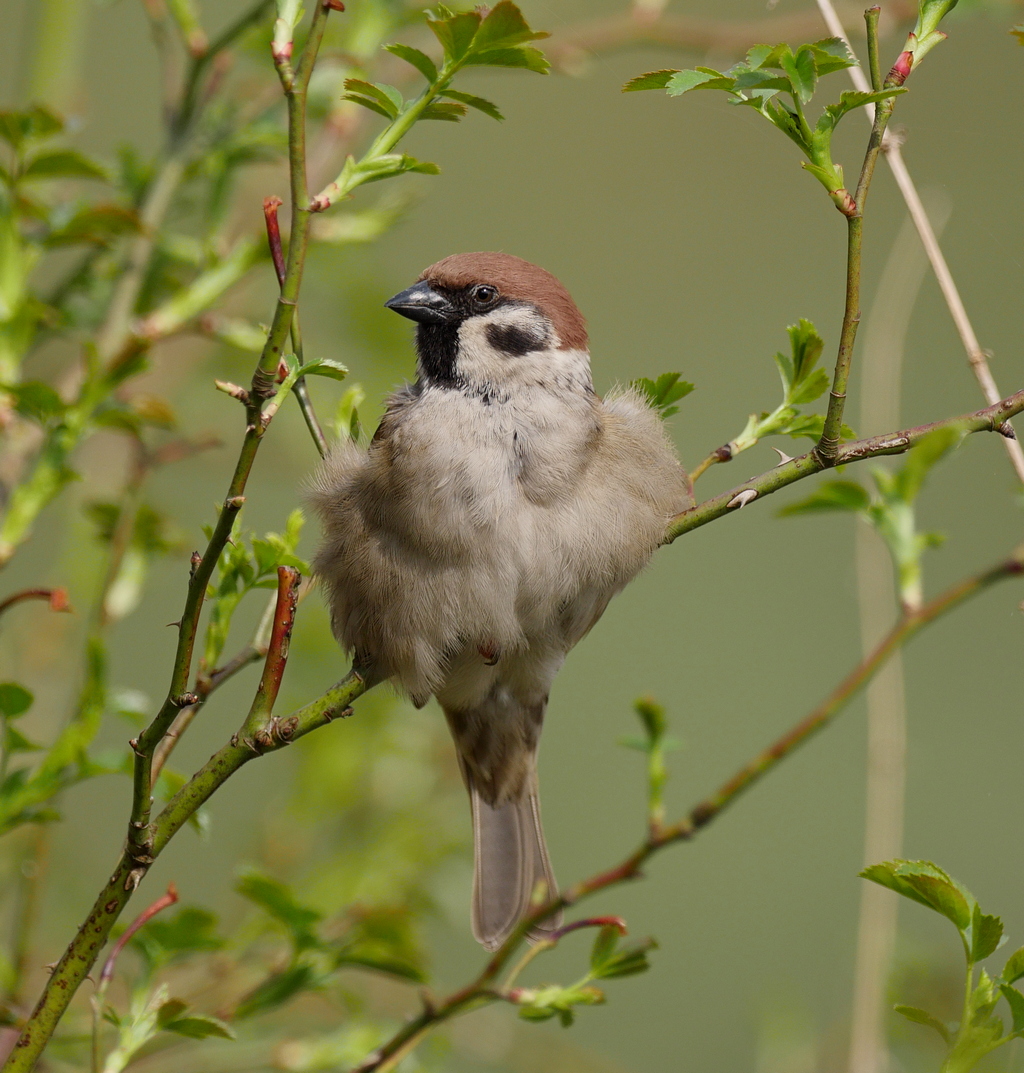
left=384, top=280, right=455, bottom=325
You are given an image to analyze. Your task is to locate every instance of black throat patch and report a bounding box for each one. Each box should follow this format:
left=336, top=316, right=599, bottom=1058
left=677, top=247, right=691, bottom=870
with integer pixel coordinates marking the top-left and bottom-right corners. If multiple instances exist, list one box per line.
left=415, top=322, right=462, bottom=389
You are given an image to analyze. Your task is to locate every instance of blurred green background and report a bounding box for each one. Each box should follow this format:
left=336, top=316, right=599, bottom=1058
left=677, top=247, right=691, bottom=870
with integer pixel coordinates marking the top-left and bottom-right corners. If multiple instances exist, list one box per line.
left=2, top=0, right=1024, bottom=1070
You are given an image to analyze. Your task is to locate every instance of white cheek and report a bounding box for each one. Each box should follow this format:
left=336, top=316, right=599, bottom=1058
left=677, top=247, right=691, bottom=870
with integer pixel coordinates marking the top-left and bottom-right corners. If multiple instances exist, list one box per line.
left=456, top=308, right=591, bottom=390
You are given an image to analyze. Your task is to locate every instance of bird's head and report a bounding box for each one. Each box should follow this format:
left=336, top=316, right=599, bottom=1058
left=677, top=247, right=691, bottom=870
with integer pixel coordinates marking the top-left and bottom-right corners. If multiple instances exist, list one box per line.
left=384, top=252, right=591, bottom=395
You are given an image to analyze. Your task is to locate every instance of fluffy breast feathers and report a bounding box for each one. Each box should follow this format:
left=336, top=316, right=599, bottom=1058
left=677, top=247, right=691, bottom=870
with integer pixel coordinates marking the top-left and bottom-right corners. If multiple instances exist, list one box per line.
left=309, top=385, right=691, bottom=703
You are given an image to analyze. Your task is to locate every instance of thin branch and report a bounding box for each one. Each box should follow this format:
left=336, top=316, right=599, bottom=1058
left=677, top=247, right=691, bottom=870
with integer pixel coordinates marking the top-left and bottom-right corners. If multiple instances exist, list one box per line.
left=352, top=546, right=1024, bottom=1073
left=813, top=0, right=1024, bottom=484
left=665, top=388, right=1024, bottom=542
left=0, top=589, right=70, bottom=619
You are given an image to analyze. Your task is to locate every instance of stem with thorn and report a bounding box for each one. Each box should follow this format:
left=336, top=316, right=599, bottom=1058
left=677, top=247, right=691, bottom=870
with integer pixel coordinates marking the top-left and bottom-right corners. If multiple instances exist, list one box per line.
left=665, top=388, right=1024, bottom=541
left=352, top=546, right=1024, bottom=1073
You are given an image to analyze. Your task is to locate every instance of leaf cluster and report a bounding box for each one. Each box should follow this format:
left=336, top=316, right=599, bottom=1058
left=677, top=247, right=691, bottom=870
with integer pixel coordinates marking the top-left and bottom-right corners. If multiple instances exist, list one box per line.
left=630, top=372, right=694, bottom=420
left=514, top=924, right=656, bottom=1027
left=625, top=40, right=905, bottom=205
left=863, top=859, right=1024, bottom=1071
left=782, top=426, right=959, bottom=607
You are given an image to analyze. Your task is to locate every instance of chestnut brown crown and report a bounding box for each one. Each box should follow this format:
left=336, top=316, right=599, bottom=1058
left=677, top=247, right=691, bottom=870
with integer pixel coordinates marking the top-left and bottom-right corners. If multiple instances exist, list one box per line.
left=419, top=252, right=589, bottom=352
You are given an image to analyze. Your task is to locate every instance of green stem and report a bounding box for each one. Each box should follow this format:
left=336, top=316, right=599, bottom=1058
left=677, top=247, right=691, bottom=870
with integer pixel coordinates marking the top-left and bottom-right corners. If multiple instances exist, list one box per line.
left=664, top=389, right=1024, bottom=542
left=351, top=548, right=1024, bottom=1073
left=2, top=670, right=363, bottom=1073
left=816, top=58, right=899, bottom=461
left=865, top=7, right=883, bottom=93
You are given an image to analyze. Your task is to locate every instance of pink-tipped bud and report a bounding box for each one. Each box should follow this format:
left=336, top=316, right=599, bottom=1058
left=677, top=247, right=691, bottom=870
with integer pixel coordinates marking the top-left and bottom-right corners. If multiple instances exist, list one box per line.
left=271, top=41, right=293, bottom=63
left=48, top=588, right=71, bottom=613
left=323, top=0, right=345, bottom=9
left=887, top=49, right=913, bottom=86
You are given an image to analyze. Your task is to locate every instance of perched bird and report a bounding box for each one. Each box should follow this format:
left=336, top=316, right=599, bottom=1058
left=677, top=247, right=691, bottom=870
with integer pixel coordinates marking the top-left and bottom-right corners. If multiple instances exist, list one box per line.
left=310, top=252, right=691, bottom=950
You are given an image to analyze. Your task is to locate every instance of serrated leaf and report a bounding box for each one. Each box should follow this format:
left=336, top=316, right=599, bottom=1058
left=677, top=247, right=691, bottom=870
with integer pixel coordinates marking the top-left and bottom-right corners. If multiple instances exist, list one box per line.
left=472, top=1, right=549, bottom=51
left=894, top=1005, right=951, bottom=1043
left=163, top=1014, right=235, bottom=1040
left=442, top=90, right=504, bottom=121
left=463, top=46, right=549, bottom=73
left=342, top=80, right=402, bottom=119
left=807, top=36, right=856, bottom=73
left=426, top=8, right=482, bottom=62
left=779, top=480, right=870, bottom=516
left=1000, top=984, right=1024, bottom=1034
left=972, top=907, right=1004, bottom=962
left=1003, top=946, right=1024, bottom=985
left=0, top=683, right=33, bottom=718
left=781, top=46, right=817, bottom=104
left=821, top=88, right=908, bottom=130
left=590, top=934, right=657, bottom=979
left=22, top=150, right=107, bottom=181
left=861, top=860, right=975, bottom=932
left=342, top=94, right=394, bottom=120
left=666, top=68, right=730, bottom=96
left=590, top=925, right=621, bottom=972
left=384, top=43, right=438, bottom=83
left=622, top=69, right=679, bottom=92
left=299, top=358, right=348, bottom=381
left=787, top=368, right=829, bottom=406
left=3, top=381, right=65, bottom=423
left=421, top=101, right=466, bottom=122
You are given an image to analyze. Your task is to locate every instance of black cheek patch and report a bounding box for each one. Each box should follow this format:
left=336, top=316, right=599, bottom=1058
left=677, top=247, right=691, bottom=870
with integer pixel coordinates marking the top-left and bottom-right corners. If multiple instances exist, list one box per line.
left=486, top=322, right=547, bottom=357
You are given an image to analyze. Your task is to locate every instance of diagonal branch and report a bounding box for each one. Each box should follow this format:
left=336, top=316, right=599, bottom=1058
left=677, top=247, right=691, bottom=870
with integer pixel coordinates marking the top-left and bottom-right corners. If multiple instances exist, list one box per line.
left=350, top=544, right=1024, bottom=1073
left=665, top=388, right=1024, bottom=542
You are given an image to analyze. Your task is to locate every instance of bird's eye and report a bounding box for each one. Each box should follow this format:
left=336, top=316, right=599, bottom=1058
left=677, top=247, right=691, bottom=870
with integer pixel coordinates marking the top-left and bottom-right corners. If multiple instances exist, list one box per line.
left=471, top=284, right=499, bottom=307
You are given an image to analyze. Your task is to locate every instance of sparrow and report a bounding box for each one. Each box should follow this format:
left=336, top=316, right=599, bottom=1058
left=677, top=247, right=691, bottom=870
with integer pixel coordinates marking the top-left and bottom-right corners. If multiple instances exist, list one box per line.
left=310, top=252, right=691, bottom=950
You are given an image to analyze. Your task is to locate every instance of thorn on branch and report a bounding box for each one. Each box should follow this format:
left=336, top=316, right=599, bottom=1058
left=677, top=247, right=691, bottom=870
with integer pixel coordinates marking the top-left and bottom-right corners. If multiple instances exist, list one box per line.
left=727, top=489, right=758, bottom=510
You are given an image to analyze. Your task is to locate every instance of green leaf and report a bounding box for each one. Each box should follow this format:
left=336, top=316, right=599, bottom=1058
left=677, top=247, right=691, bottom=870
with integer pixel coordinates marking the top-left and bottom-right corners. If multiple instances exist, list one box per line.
left=820, top=88, right=908, bottom=130
left=1002, top=946, right=1024, bottom=985
left=384, top=43, right=438, bottom=83
left=787, top=318, right=824, bottom=384
left=972, top=906, right=1005, bottom=962
left=162, top=1014, right=235, bottom=1040
left=342, top=80, right=402, bottom=119
left=787, top=368, right=828, bottom=406
left=342, top=95, right=394, bottom=121
left=0, top=106, right=62, bottom=149
left=442, top=90, right=504, bottom=121
left=622, top=69, right=679, bottom=92
left=426, top=7, right=482, bottom=62
left=893, top=426, right=960, bottom=503
left=472, top=1, right=549, bottom=51
left=806, top=36, right=856, bottom=75
left=779, top=480, right=870, bottom=516
left=860, top=859, right=975, bottom=932
left=45, top=204, right=141, bottom=247
left=666, top=68, right=731, bottom=96
left=781, top=45, right=817, bottom=104
left=463, top=46, right=549, bottom=73
left=3, top=381, right=65, bottom=424
left=420, top=101, right=466, bottom=122
left=233, top=963, right=320, bottom=1020
left=237, top=870, right=322, bottom=950
left=133, top=906, right=225, bottom=965
left=0, top=683, right=33, bottom=718
left=4, top=725, right=42, bottom=753
left=22, top=150, right=107, bottom=181
left=299, top=358, right=349, bottom=381
left=1000, top=984, right=1024, bottom=1035
left=894, top=1005, right=951, bottom=1044
left=630, top=373, right=694, bottom=419
left=589, top=929, right=657, bottom=979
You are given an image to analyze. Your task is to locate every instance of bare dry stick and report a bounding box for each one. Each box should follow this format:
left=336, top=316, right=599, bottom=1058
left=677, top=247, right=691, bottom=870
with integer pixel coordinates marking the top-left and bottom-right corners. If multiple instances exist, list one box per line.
left=814, top=0, right=1024, bottom=484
